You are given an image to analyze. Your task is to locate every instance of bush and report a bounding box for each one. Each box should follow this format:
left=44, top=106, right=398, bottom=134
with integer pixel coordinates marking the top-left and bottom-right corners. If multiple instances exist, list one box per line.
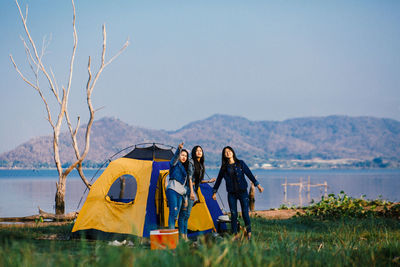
left=301, top=191, right=399, bottom=220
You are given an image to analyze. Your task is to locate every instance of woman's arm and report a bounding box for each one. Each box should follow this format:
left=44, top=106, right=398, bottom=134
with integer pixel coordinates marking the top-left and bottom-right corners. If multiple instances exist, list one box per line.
left=201, top=164, right=216, bottom=183
left=188, top=159, right=195, bottom=200
left=241, top=160, right=259, bottom=186
left=212, top=168, right=224, bottom=200
left=189, top=177, right=195, bottom=200
left=241, top=160, right=264, bottom=192
left=201, top=178, right=216, bottom=183
left=170, top=143, right=183, bottom=167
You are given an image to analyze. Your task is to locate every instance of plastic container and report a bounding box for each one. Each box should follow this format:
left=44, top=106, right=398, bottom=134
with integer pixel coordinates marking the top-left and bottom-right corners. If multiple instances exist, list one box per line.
left=150, top=229, right=179, bottom=250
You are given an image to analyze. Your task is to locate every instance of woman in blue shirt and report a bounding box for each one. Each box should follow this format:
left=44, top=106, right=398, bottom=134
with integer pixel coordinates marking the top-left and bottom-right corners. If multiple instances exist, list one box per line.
left=212, top=146, right=264, bottom=240
left=166, top=143, right=194, bottom=238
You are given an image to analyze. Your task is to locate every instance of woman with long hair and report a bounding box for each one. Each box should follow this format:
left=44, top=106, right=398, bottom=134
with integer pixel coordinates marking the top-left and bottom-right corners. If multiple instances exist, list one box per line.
left=212, top=146, right=264, bottom=240
left=178, top=145, right=215, bottom=239
left=166, top=142, right=193, bottom=236
left=191, top=145, right=216, bottom=193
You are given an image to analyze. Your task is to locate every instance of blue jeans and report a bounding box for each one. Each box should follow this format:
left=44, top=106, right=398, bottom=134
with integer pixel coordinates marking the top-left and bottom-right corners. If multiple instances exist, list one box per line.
left=166, top=188, right=183, bottom=230
left=227, top=191, right=251, bottom=234
left=178, top=198, right=194, bottom=235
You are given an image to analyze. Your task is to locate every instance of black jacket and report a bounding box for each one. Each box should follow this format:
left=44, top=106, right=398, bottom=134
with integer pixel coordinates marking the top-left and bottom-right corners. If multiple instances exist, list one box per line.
left=213, top=160, right=259, bottom=194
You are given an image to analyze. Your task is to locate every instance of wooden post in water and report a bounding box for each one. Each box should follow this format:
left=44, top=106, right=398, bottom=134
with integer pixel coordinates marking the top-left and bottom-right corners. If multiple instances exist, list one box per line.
left=283, top=177, right=287, bottom=203
left=283, top=178, right=328, bottom=205
left=307, top=176, right=311, bottom=203
left=299, top=177, right=303, bottom=207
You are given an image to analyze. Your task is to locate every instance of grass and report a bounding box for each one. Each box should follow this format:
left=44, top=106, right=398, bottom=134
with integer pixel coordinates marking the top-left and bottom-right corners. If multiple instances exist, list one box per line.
left=1, top=216, right=399, bottom=267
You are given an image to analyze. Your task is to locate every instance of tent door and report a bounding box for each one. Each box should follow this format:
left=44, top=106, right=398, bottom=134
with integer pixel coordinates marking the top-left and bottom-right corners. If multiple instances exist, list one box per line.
left=155, top=170, right=169, bottom=227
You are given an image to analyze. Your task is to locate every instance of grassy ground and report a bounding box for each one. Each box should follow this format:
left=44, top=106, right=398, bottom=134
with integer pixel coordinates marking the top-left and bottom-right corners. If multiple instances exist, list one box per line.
left=1, top=216, right=399, bottom=267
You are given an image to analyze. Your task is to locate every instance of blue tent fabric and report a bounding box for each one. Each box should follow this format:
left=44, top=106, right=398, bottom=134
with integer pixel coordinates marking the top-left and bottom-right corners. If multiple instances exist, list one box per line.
left=142, top=161, right=170, bottom=237
left=142, top=161, right=226, bottom=237
left=200, top=183, right=227, bottom=231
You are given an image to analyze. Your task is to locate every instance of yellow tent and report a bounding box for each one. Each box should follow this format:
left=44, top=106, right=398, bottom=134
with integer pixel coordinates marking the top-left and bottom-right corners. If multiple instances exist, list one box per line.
left=72, top=144, right=221, bottom=238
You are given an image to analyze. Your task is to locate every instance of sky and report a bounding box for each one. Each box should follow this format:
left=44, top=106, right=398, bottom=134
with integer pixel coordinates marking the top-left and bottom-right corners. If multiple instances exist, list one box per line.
left=1, top=0, right=399, bottom=153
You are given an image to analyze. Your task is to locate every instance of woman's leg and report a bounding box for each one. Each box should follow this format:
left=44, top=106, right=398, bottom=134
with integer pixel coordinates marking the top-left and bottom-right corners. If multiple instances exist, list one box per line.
left=227, top=192, right=239, bottom=234
left=184, top=199, right=194, bottom=234
left=178, top=197, right=186, bottom=234
left=166, top=189, right=182, bottom=229
left=238, top=191, right=251, bottom=234
left=178, top=198, right=194, bottom=236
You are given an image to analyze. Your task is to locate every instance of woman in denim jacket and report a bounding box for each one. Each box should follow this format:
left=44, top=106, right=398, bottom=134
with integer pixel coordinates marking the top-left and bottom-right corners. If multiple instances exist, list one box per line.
left=178, top=154, right=195, bottom=241
left=178, top=145, right=215, bottom=240
left=166, top=143, right=194, bottom=238
left=212, top=146, right=264, bottom=240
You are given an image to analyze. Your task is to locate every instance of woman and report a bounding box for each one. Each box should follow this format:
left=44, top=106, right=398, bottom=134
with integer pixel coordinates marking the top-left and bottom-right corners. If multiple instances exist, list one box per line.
left=178, top=145, right=215, bottom=240
left=212, top=146, right=264, bottom=240
left=191, top=145, right=216, bottom=194
left=166, top=142, right=193, bottom=236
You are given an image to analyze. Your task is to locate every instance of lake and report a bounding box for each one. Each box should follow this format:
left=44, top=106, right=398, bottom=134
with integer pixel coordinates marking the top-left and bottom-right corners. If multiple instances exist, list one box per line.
left=0, top=169, right=399, bottom=217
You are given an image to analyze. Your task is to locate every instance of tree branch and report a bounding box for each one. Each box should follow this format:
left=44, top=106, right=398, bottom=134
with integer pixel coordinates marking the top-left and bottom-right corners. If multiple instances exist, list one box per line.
left=104, top=38, right=130, bottom=68
left=9, top=55, right=55, bottom=129
left=65, top=0, right=78, bottom=103
left=9, top=55, right=38, bottom=90
left=15, top=0, right=60, bottom=104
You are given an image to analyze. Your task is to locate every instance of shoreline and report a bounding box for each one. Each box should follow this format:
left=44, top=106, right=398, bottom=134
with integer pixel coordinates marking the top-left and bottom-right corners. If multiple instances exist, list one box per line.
left=0, top=209, right=301, bottom=228
left=1, top=167, right=400, bottom=171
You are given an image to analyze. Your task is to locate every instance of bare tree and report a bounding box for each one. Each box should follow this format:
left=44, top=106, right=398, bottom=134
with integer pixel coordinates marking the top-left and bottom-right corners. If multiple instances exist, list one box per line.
left=10, top=0, right=129, bottom=214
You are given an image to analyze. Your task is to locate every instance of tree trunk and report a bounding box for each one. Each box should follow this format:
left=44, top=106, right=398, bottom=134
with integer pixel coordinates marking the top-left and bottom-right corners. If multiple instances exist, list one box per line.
left=55, top=177, right=66, bottom=215
left=0, top=211, right=77, bottom=222
left=119, top=177, right=126, bottom=199
left=249, top=182, right=255, bottom=212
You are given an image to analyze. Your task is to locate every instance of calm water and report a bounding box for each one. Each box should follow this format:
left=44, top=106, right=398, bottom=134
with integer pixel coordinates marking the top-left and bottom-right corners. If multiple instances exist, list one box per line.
left=0, top=169, right=399, bottom=217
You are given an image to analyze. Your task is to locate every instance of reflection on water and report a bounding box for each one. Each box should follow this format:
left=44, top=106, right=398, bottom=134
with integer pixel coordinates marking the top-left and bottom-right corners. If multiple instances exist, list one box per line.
left=0, top=169, right=399, bottom=217
left=0, top=170, right=95, bottom=217
left=281, top=177, right=328, bottom=207
left=206, top=169, right=400, bottom=213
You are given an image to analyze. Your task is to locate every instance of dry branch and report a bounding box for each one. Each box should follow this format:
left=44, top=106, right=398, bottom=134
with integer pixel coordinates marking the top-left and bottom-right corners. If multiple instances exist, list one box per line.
left=0, top=212, right=78, bottom=222
left=11, top=0, right=128, bottom=214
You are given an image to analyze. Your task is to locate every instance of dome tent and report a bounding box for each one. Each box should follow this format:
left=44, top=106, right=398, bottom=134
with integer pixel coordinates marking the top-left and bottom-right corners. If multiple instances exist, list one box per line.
left=72, top=143, right=224, bottom=239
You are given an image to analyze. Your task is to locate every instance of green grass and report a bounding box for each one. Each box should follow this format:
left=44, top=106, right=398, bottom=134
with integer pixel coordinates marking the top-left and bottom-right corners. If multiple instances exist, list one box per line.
left=1, top=216, right=400, bottom=267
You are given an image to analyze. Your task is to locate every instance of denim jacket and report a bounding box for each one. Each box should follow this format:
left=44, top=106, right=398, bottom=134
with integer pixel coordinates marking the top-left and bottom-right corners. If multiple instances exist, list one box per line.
left=185, top=158, right=195, bottom=197
left=213, top=160, right=259, bottom=194
left=169, top=147, right=193, bottom=186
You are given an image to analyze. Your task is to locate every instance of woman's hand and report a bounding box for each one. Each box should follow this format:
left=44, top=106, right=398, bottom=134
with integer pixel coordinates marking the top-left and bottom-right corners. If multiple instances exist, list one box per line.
left=257, top=184, right=264, bottom=193
left=178, top=142, right=184, bottom=150
left=190, top=191, right=195, bottom=200
left=208, top=178, right=216, bottom=183
left=212, top=193, right=217, bottom=200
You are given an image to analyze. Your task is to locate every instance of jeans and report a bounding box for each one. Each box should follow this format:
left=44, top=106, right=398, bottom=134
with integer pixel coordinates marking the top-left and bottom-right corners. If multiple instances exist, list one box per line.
left=178, top=198, right=194, bottom=235
left=166, top=188, right=183, bottom=230
left=227, top=191, right=251, bottom=234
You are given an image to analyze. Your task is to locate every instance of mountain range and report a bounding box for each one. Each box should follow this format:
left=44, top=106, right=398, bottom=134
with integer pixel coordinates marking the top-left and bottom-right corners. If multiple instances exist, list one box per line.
left=1, top=114, right=399, bottom=168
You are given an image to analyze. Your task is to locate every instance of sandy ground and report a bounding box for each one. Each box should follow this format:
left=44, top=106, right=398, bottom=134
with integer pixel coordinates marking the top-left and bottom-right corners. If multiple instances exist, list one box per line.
left=250, top=209, right=304, bottom=219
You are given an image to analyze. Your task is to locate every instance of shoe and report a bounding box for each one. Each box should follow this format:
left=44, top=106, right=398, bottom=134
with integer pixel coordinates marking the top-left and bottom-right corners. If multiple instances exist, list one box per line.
left=247, top=232, right=252, bottom=241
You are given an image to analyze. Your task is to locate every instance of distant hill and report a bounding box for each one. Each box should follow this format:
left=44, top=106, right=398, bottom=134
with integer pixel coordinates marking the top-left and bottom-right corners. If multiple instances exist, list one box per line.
left=1, top=114, right=399, bottom=168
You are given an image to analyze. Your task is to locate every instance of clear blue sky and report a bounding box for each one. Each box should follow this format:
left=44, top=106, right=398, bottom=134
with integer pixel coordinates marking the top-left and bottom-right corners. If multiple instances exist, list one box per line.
left=1, top=0, right=399, bottom=153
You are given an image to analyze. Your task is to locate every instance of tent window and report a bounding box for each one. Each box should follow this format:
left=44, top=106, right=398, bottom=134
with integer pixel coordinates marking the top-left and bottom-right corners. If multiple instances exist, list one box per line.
left=107, top=174, right=137, bottom=203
